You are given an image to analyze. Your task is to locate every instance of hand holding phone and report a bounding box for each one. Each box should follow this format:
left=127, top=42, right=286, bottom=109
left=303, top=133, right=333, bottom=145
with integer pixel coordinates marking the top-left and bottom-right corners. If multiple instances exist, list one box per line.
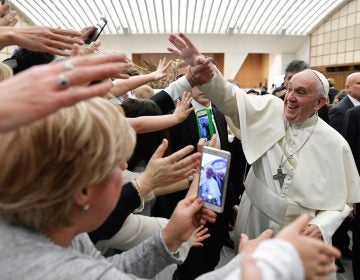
left=197, top=146, right=231, bottom=213
left=85, top=17, right=107, bottom=44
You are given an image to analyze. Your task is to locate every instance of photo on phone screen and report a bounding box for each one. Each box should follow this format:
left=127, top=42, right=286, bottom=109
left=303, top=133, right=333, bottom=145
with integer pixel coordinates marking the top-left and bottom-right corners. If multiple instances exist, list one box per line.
left=198, top=146, right=231, bottom=213
left=195, top=109, right=215, bottom=141
left=85, top=17, right=108, bottom=44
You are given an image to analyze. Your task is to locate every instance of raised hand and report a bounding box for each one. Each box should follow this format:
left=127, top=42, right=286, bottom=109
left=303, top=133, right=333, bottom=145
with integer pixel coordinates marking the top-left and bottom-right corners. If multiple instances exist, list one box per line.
left=162, top=196, right=216, bottom=252
left=168, top=33, right=215, bottom=86
left=137, top=139, right=201, bottom=194
left=0, top=4, right=17, bottom=27
left=0, top=26, right=84, bottom=56
left=173, top=92, right=194, bottom=122
left=167, top=33, right=204, bottom=66
left=151, top=57, right=172, bottom=81
left=0, top=52, right=131, bottom=133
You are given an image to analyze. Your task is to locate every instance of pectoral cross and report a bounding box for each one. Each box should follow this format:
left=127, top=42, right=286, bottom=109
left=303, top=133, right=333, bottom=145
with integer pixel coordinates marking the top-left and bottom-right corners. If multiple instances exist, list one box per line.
left=273, top=168, right=286, bottom=188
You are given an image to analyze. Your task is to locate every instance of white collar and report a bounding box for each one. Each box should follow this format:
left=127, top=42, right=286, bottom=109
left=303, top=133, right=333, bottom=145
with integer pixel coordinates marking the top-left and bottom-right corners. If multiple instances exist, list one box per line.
left=348, top=95, right=360, bottom=107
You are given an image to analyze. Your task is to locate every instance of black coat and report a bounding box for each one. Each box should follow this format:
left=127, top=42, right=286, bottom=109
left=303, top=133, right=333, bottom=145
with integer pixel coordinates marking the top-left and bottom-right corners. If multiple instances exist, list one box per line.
left=329, top=96, right=354, bottom=133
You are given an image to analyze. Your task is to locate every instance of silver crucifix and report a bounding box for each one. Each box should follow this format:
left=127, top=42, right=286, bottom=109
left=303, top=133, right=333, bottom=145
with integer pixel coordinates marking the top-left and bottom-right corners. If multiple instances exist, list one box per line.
left=273, top=168, right=286, bottom=188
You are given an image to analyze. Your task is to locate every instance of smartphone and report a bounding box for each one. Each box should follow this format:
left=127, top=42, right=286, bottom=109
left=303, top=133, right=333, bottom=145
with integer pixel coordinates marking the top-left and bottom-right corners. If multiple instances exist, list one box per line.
left=197, top=146, right=231, bottom=213
left=195, top=108, right=215, bottom=141
left=85, top=17, right=108, bottom=44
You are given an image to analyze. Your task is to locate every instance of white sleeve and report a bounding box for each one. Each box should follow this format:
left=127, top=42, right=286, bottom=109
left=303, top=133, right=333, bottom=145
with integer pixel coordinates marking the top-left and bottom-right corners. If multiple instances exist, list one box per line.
left=251, top=240, right=304, bottom=280
left=95, top=214, right=191, bottom=262
left=164, top=76, right=192, bottom=101
left=95, top=214, right=168, bottom=251
left=310, top=203, right=351, bottom=244
left=196, top=240, right=304, bottom=280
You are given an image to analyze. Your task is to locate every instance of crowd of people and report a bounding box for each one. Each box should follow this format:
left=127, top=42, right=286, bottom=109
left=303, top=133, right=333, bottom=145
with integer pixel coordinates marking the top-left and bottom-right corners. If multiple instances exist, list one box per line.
left=0, top=4, right=359, bottom=280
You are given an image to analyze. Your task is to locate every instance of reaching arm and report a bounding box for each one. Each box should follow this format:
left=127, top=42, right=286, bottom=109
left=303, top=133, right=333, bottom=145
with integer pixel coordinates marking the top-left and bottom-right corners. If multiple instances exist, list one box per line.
left=0, top=4, right=17, bottom=27
left=110, top=58, right=171, bottom=96
left=0, top=52, right=131, bottom=133
left=127, top=92, right=193, bottom=133
left=0, top=26, right=84, bottom=55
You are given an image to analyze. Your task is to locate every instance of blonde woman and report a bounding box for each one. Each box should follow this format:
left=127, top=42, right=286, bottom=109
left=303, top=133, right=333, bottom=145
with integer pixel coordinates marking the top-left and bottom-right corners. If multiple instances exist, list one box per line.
left=0, top=97, right=216, bottom=279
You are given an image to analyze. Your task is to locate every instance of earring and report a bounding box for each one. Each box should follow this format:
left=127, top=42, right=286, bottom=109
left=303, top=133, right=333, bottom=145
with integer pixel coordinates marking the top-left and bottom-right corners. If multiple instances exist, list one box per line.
left=82, top=204, right=90, bottom=212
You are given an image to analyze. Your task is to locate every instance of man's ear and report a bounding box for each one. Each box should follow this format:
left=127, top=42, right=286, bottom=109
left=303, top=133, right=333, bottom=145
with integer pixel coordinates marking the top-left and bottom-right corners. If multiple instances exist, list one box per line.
left=315, top=96, right=327, bottom=110
left=74, top=186, right=93, bottom=208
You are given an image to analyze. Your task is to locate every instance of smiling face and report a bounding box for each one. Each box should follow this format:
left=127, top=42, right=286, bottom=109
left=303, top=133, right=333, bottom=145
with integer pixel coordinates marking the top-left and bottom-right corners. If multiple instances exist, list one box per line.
left=284, top=70, right=327, bottom=124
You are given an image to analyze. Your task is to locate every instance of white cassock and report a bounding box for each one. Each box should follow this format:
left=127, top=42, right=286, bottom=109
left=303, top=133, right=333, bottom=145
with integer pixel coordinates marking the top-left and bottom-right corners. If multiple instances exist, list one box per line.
left=199, top=71, right=360, bottom=247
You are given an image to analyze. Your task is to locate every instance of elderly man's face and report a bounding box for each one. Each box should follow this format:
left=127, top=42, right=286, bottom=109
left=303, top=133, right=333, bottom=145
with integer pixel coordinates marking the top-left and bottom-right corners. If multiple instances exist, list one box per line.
left=284, top=71, right=326, bottom=123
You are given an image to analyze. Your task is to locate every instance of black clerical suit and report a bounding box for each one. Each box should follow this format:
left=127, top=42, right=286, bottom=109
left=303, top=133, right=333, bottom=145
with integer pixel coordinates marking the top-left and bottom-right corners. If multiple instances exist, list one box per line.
left=342, top=106, right=360, bottom=280
left=329, top=96, right=354, bottom=133
left=329, top=96, right=355, bottom=259
left=152, top=90, right=246, bottom=280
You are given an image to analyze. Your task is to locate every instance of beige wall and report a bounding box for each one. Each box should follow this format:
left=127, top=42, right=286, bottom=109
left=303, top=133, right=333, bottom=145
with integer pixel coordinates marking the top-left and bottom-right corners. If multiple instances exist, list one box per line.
left=310, top=0, right=360, bottom=67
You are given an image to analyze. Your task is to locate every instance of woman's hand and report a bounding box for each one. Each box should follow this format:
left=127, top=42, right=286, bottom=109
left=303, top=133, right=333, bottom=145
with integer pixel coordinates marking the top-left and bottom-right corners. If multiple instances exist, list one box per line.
left=137, top=139, right=201, bottom=195
left=0, top=4, right=17, bottom=27
left=162, top=196, right=216, bottom=252
left=150, top=57, right=172, bottom=81
left=173, top=92, right=194, bottom=123
left=0, top=52, right=131, bottom=132
left=2, top=26, right=84, bottom=55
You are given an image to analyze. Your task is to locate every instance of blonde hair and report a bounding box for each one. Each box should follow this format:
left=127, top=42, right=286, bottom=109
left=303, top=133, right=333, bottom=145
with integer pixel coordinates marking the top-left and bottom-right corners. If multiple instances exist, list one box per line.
left=132, top=85, right=154, bottom=99
left=0, top=62, right=13, bottom=81
left=0, top=98, right=136, bottom=231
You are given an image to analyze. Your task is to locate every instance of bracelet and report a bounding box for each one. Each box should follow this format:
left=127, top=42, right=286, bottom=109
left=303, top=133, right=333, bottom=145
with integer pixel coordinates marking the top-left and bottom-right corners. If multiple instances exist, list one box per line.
left=169, top=248, right=180, bottom=258
left=132, top=178, right=145, bottom=213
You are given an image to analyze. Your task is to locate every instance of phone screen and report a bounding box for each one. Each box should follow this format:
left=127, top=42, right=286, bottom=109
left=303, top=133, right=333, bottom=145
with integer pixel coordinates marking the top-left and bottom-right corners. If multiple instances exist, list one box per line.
left=198, top=147, right=231, bottom=213
left=196, top=109, right=215, bottom=141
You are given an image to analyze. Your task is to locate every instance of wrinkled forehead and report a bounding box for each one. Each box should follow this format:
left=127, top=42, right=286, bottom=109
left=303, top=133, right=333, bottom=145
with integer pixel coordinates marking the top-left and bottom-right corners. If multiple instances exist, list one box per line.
left=289, top=70, right=317, bottom=89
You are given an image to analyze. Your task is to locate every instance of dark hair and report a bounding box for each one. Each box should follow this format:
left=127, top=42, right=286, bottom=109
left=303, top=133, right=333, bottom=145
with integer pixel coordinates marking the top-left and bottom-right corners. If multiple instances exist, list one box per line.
left=122, top=67, right=140, bottom=76
left=285, top=60, right=309, bottom=73
left=247, top=89, right=259, bottom=95
left=2, top=48, right=54, bottom=74
left=121, top=99, right=170, bottom=171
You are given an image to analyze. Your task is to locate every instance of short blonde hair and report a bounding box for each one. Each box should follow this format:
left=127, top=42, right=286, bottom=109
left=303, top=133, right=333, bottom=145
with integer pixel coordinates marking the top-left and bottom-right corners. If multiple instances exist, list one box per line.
left=0, top=98, right=136, bottom=231
left=133, top=85, right=154, bottom=99
left=0, top=62, right=13, bottom=81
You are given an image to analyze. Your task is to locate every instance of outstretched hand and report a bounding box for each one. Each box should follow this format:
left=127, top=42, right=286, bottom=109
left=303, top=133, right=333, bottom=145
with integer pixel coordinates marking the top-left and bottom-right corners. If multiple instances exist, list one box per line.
left=137, top=139, right=201, bottom=194
left=151, top=57, right=172, bottom=81
left=173, top=92, right=194, bottom=122
left=167, top=33, right=203, bottom=66
left=2, top=26, right=84, bottom=56
left=0, top=52, right=131, bottom=133
left=162, top=196, right=216, bottom=252
left=0, top=4, right=17, bottom=27
left=168, top=33, right=215, bottom=86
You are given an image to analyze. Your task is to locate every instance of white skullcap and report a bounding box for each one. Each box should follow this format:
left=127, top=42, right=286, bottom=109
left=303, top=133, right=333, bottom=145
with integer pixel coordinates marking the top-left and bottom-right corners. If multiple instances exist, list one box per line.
left=309, top=69, right=329, bottom=97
